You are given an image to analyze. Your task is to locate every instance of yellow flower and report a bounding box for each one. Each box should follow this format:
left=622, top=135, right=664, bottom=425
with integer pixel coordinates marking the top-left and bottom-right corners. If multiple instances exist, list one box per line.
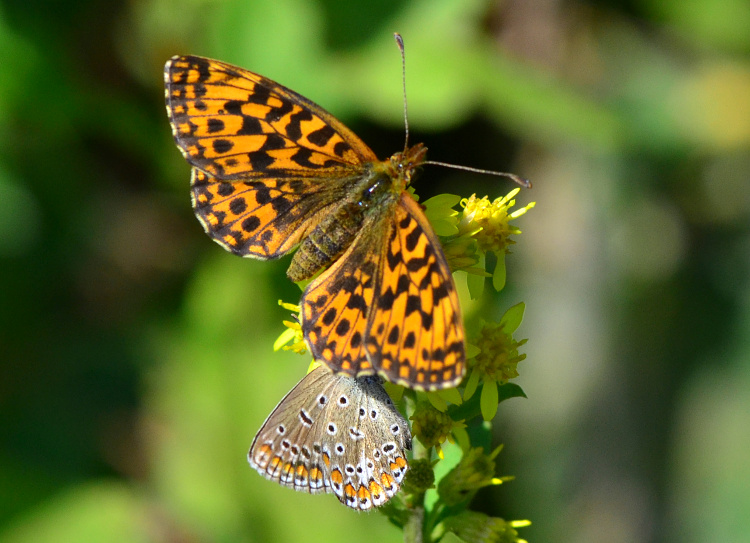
left=464, top=304, right=527, bottom=421
left=272, top=301, right=308, bottom=355
left=459, top=189, right=535, bottom=294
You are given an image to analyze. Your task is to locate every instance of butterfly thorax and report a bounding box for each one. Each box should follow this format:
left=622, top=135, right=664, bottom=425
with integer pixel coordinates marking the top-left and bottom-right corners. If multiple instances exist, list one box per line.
left=286, top=144, right=428, bottom=283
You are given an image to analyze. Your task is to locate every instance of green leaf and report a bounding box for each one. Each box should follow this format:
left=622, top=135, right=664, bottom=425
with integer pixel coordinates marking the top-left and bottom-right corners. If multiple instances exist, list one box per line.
left=439, top=533, right=468, bottom=543
left=462, top=369, right=480, bottom=401
left=424, top=194, right=461, bottom=236
left=480, top=380, right=499, bottom=421
left=492, top=251, right=507, bottom=291
left=467, top=252, right=486, bottom=299
left=500, top=302, right=526, bottom=334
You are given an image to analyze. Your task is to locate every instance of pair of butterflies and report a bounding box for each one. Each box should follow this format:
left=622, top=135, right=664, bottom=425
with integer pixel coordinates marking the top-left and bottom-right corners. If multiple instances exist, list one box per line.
left=164, top=51, right=484, bottom=509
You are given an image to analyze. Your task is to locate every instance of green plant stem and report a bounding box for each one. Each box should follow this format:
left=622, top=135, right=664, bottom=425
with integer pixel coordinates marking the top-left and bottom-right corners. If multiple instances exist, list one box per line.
left=404, top=504, right=425, bottom=543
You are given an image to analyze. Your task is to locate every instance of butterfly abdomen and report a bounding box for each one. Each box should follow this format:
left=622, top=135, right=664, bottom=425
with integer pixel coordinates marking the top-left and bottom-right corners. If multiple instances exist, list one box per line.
left=287, top=172, right=398, bottom=282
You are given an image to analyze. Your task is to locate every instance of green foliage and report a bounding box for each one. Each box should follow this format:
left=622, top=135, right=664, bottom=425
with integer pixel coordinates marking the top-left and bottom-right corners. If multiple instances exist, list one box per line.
left=4, top=0, right=750, bottom=542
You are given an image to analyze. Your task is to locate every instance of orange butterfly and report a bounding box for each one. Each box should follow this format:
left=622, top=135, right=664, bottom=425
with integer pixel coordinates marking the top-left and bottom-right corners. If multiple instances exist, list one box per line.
left=164, top=55, right=465, bottom=390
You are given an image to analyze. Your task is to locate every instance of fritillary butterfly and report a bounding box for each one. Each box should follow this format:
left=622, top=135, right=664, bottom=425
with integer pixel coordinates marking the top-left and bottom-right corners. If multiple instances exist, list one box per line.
left=164, top=54, right=465, bottom=390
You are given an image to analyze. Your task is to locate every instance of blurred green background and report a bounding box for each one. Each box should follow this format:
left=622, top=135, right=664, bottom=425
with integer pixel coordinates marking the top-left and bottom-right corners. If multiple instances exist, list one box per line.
left=2, top=0, right=750, bottom=541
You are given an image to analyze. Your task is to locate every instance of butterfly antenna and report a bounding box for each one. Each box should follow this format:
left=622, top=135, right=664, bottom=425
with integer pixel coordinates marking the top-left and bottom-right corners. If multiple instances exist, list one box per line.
left=393, top=33, right=531, bottom=189
left=394, top=33, right=410, bottom=153
left=423, top=160, right=532, bottom=188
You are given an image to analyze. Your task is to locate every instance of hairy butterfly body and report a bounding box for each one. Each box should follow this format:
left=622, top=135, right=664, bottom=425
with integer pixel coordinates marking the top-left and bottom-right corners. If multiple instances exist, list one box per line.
left=248, top=365, right=411, bottom=510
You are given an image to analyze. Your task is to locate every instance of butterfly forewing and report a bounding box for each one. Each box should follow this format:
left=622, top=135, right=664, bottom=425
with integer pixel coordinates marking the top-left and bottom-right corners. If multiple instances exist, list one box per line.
left=302, top=192, right=465, bottom=390
left=367, top=194, right=465, bottom=388
left=165, top=56, right=376, bottom=178
left=248, top=366, right=411, bottom=510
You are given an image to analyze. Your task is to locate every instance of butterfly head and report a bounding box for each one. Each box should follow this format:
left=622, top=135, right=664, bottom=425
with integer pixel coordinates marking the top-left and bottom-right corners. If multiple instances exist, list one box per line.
left=386, top=143, right=428, bottom=189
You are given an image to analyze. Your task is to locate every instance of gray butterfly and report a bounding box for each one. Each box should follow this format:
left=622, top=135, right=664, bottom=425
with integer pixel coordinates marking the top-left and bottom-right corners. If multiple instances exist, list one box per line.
left=248, top=365, right=412, bottom=510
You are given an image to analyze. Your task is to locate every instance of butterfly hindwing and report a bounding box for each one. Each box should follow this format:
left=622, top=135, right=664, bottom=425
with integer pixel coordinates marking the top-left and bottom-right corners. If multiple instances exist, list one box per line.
left=248, top=366, right=411, bottom=510
left=190, top=167, right=341, bottom=258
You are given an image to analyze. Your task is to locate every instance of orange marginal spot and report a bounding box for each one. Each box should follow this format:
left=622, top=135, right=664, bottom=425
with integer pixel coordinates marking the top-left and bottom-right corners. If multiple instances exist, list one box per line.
left=356, top=485, right=371, bottom=503
left=380, top=472, right=396, bottom=492
left=295, top=464, right=308, bottom=477
left=344, top=483, right=357, bottom=499
left=222, top=234, right=238, bottom=247
left=322, top=452, right=331, bottom=467
left=369, top=480, right=384, bottom=499
left=269, top=455, right=283, bottom=471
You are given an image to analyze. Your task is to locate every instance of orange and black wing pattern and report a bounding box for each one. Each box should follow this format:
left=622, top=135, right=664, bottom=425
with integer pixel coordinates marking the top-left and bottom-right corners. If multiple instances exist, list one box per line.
left=165, top=55, right=376, bottom=259
left=302, top=192, right=465, bottom=390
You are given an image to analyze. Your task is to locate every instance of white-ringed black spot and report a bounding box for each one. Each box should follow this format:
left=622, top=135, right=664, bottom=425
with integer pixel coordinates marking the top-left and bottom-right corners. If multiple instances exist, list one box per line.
left=281, top=439, right=291, bottom=449
left=345, top=464, right=356, bottom=475
left=276, top=424, right=286, bottom=435
left=326, top=422, right=337, bottom=435
left=316, top=394, right=328, bottom=407
left=391, top=424, right=401, bottom=435
left=299, top=409, right=313, bottom=426
left=370, top=409, right=378, bottom=420
left=338, top=394, right=349, bottom=407
left=335, top=443, right=345, bottom=455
